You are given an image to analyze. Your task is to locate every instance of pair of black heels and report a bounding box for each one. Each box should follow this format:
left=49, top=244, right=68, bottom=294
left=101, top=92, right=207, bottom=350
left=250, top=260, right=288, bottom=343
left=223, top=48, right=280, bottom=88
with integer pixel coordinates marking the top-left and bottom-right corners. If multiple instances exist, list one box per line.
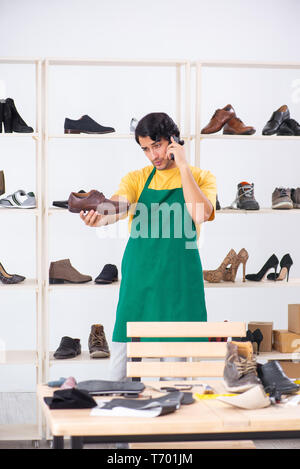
left=233, top=328, right=264, bottom=354
left=0, top=98, right=33, bottom=133
left=245, top=253, right=293, bottom=282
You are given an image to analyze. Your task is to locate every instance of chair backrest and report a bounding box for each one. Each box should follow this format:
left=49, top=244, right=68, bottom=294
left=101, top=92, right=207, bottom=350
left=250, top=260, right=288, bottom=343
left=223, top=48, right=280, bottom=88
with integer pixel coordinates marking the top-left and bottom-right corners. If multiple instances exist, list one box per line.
left=126, top=321, right=246, bottom=379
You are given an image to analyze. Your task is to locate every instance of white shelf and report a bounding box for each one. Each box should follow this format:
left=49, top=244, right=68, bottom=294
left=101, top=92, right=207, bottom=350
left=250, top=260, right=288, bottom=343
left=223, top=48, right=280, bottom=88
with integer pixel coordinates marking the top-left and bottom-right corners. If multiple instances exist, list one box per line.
left=258, top=351, right=300, bottom=361
left=0, top=133, right=39, bottom=140
left=217, top=208, right=300, bottom=214
left=204, top=278, right=300, bottom=288
left=49, top=351, right=110, bottom=364
left=198, top=134, right=300, bottom=141
left=0, top=279, right=38, bottom=290
left=0, top=351, right=37, bottom=365
left=0, top=208, right=39, bottom=215
left=48, top=280, right=120, bottom=291
left=47, top=57, right=188, bottom=66
left=48, top=133, right=133, bottom=140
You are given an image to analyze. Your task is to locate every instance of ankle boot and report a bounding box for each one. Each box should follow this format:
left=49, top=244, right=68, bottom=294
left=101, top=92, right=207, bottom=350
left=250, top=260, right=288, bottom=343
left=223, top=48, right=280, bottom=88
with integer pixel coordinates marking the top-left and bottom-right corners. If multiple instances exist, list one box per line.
left=223, top=341, right=261, bottom=393
left=203, top=249, right=237, bottom=283
left=0, top=170, right=5, bottom=196
left=5, top=98, right=33, bottom=133
left=88, top=324, right=110, bottom=358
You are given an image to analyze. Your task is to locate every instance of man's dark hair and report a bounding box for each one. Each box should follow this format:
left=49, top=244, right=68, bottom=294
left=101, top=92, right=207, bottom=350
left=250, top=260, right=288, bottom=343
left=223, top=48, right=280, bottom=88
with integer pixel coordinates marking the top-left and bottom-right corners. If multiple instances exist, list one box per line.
left=135, top=112, right=184, bottom=146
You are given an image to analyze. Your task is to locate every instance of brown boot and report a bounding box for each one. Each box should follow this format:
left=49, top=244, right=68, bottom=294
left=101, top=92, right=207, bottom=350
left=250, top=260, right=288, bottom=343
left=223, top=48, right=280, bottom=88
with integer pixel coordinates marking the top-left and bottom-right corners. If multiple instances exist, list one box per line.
left=0, top=170, right=5, bottom=196
left=49, top=259, right=92, bottom=284
left=201, top=104, right=236, bottom=134
left=223, top=116, right=255, bottom=135
left=88, top=324, right=110, bottom=358
left=223, top=341, right=261, bottom=393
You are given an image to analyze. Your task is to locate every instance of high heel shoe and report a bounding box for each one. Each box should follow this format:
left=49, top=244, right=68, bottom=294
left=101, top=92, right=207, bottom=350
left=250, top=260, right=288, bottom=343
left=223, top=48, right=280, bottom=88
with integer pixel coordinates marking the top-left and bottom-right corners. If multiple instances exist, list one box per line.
left=245, top=254, right=279, bottom=282
left=0, top=262, right=25, bottom=284
left=203, top=249, right=237, bottom=283
left=267, top=253, right=293, bottom=282
left=251, top=328, right=263, bottom=354
left=223, top=248, right=249, bottom=282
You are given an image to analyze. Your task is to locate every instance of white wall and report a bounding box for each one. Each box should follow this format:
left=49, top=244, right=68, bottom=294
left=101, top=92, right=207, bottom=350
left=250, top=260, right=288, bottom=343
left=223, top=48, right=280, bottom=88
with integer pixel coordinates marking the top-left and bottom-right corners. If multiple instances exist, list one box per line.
left=1, top=0, right=300, bottom=391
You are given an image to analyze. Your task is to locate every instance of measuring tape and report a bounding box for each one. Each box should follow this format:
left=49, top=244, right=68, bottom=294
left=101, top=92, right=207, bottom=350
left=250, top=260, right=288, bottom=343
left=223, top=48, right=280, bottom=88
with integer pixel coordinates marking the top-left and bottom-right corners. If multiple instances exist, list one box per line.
left=193, top=392, right=237, bottom=400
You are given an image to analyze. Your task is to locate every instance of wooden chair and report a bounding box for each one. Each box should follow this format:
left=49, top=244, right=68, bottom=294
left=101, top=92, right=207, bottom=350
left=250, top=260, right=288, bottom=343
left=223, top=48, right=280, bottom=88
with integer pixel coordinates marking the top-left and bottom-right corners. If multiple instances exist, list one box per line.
left=126, top=321, right=256, bottom=450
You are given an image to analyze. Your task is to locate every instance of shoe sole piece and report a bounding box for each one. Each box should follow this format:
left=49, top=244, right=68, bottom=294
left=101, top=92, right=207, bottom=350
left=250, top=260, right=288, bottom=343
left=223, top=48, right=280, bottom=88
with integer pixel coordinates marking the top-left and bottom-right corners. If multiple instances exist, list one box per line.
left=222, top=380, right=258, bottom=393
left=64, top=129, right=115, bottom=135
left=49, top=278, right=91, bottom=284
left=223, top=129, right=256, bottom=135
left=89, top=351, right=110, bottom=358
left=272, top=202, right=293, bottom=209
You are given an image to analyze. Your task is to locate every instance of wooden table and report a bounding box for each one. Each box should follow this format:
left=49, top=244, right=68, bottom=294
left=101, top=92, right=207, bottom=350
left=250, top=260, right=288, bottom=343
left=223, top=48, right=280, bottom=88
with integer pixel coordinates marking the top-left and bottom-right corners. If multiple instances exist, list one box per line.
left=37, top=381, right=300, bottom=449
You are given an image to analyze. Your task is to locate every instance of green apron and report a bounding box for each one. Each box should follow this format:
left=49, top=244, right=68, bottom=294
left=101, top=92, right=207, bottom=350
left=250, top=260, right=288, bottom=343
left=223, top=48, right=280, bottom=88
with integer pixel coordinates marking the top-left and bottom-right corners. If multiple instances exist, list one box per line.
left=112, top=166, right=207, bottom=343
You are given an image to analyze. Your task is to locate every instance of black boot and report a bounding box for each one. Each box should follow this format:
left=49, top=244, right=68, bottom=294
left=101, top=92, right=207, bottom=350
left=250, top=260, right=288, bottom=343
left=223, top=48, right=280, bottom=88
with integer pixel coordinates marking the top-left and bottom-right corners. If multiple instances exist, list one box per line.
left=5, top=98, right=33, bottom=133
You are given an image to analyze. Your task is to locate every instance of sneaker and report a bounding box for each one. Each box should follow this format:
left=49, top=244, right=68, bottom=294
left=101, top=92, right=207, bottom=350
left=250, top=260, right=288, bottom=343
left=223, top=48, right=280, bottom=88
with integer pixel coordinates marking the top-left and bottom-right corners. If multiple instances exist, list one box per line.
left=272, top=187, right=293, bottom=209
left=53, top=336, right=81, bottom=359
left=291, top=188, right=300, bottom=208
left=231, top=182, right=260, bottom=210
left=0, top=190, right=36, bottom=209
left=223, top=341, right=261, bottom=393
left=88, top=324, right=110, bottom=358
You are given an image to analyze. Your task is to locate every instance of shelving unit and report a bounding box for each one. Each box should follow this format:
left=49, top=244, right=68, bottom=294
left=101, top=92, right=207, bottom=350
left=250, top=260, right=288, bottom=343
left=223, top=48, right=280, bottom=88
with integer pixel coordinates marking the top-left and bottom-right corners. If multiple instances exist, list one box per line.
left=41, top=58, right=192, bottom=393
left=0, top=57, right=43, bottom=444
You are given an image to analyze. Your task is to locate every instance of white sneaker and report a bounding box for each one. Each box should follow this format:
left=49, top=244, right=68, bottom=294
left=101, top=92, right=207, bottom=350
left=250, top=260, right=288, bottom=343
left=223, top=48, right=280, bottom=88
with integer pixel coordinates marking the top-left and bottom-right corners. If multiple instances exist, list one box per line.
left=0, top=190, right=36, bottom=208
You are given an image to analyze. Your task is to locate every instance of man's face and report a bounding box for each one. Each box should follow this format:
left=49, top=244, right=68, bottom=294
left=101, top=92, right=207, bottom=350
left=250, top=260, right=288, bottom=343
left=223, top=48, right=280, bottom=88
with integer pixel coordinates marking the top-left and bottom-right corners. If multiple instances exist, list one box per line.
left=138, top=136, right=175, bottom=170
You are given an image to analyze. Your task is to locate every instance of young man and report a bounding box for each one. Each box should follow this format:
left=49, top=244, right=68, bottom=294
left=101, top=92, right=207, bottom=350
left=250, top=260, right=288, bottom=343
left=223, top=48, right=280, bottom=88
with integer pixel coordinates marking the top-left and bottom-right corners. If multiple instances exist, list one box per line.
left=80, top=112, right=217, bottom=380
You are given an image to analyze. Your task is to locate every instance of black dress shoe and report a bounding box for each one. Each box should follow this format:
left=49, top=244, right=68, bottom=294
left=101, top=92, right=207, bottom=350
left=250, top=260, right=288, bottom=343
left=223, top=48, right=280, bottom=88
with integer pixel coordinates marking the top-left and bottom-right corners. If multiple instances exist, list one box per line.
left=54, top=336, right=81, bottom=359
left=262, top=105, right=290, bottom=136
left=5, top=98, right=34, bottom=133
left=95, top=264, right=118, bottom=284
left=277, top=118, right=300, bottom=136
left=257, top=361, right=299, bottom=394
left=53, top=190, right=86, bottom=209
left=64, top=115, right=115, bottom=134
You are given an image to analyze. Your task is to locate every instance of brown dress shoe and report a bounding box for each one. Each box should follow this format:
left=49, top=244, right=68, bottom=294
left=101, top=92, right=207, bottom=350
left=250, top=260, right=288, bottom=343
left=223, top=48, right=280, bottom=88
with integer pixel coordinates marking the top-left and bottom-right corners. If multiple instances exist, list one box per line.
left=0, top=170, right=5, bottom=196
left=223, top=117, right=256, bottom=135
left=49, top=259, right=92, bottom=284
left=88, top=324, right=110, bottom=358
left=68, top=190, right=129, bottom=215
left=201, top=104, right=236, bottom=134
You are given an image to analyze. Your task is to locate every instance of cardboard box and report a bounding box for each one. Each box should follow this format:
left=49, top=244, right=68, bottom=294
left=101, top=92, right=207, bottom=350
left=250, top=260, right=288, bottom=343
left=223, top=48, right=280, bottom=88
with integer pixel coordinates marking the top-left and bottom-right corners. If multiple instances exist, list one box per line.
left=288, top=304, right=300, bottom=334
left=278, top=360, right=300, bottom=379
left=248, top=322, right=273, bottom=352
left=273, top=330, right=300, bottom=353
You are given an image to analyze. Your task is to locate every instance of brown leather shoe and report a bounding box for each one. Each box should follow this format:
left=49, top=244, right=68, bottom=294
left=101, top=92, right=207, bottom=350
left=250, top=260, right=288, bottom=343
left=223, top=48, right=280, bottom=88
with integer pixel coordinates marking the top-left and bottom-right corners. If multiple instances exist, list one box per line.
left=49, top=259, right=92, bottom=284
left=88, top=324, right=110, bottom=358
left=223, top=117, right=256, bottom=135
left=68, top=190, right=129, bottom=215
left=0, top=170, right=5, bottom=196
left=201, top=104, right=236, bottom=134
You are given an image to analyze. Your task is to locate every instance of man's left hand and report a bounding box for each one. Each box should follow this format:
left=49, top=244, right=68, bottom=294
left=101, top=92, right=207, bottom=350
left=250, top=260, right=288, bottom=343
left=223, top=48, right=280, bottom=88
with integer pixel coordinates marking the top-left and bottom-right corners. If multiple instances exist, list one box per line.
left=166, top=136, right=188, bottom=168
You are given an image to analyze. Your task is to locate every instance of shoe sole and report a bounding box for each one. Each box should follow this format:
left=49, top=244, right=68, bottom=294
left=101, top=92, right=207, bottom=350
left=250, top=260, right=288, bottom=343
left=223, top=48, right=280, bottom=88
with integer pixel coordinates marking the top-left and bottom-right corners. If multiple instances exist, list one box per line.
left=222, top=380, right=258, bottom=393
left=90, top=351, right=110, bottom=358
left=223, top=129, right=256, bottom=135
left=293, top=203, right=300, bottom=209
left=95, top=277, right=118, bottom=284
left=64, top=129, right=115, bottom=135
left=49, top=278, right=92, bottom=284
left=272, top=202, right=293, bottom=209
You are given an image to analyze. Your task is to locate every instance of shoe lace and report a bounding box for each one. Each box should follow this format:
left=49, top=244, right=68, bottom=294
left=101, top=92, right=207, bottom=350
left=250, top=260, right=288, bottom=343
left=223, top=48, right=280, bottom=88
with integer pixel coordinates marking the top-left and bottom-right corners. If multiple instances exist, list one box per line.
left=90, top=331, right=105, bottom=347
left=231, top=354, right=257, bottom=377
left=278, top=187, right=288, bottom=198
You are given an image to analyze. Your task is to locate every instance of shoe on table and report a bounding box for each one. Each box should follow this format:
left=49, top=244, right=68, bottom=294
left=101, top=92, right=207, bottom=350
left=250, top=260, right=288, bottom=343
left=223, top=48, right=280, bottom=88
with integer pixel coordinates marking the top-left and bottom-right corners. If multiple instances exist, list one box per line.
left=49, top=259, right=92, bottom=284
left=64, top=115, right=115, bottom=134
left=223, top=341, right=261, bottom=393
left=95, top=264, right=118, bottom=284
left=201, top=104, right=236, bottom=134
left=223, top=117, right=255, bottom=135
left=272, top=187, right=293, bottom=209
left=0, top=190, right=36, bottom=209
left=88, top=324, right=110, bottom=358
left=262, top=105, right=290, bottom=135
left=53, top=337, right=81, bottom=359
left=291, top=188, right=300, bottom=208
left=257, top=361, right=299, bottom=395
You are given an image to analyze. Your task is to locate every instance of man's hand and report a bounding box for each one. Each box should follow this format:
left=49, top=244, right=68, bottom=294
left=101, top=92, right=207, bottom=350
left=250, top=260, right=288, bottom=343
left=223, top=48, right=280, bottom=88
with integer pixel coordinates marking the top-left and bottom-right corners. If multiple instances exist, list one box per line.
left=166, top=136, right=188, bottom=169
left=80, top=209, right=107, bottom=227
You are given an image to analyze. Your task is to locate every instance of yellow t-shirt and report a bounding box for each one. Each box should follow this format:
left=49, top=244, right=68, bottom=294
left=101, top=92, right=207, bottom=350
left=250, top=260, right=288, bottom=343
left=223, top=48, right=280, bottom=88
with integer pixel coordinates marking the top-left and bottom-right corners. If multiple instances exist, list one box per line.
left=112, top=165, right=217, bottom=237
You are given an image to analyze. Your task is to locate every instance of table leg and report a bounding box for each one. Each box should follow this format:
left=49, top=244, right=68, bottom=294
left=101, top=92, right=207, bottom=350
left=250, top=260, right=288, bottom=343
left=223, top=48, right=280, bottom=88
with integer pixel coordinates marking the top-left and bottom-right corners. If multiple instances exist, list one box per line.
left=53, top=436, right=64, bottom=449
left=71, top=436, right=84, bottom=449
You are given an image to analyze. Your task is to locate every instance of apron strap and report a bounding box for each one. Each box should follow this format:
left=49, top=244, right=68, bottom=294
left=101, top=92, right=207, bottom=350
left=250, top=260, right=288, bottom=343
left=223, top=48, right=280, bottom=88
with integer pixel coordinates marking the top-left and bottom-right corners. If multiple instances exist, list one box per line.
left=144, top=167, right=156, bottom=189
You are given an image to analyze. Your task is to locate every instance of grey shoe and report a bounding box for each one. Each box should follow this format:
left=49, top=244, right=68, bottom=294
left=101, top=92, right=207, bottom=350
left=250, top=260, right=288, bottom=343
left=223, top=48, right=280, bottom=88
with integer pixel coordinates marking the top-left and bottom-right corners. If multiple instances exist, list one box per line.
left=291, top=188, right=300, bottom=208
left=0, top=190, right=36, bottom=208
left=226, top=182, right=259, bottom=210
left=223, top=342, right=261, bottom=393
left=272, top=187, right=293, bottom=209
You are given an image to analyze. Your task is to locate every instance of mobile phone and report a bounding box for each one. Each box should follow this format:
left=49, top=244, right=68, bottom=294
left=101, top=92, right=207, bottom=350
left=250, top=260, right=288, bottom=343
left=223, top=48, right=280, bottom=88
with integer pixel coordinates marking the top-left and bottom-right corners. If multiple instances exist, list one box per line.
left=169, top=135, right=180, bottom=160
